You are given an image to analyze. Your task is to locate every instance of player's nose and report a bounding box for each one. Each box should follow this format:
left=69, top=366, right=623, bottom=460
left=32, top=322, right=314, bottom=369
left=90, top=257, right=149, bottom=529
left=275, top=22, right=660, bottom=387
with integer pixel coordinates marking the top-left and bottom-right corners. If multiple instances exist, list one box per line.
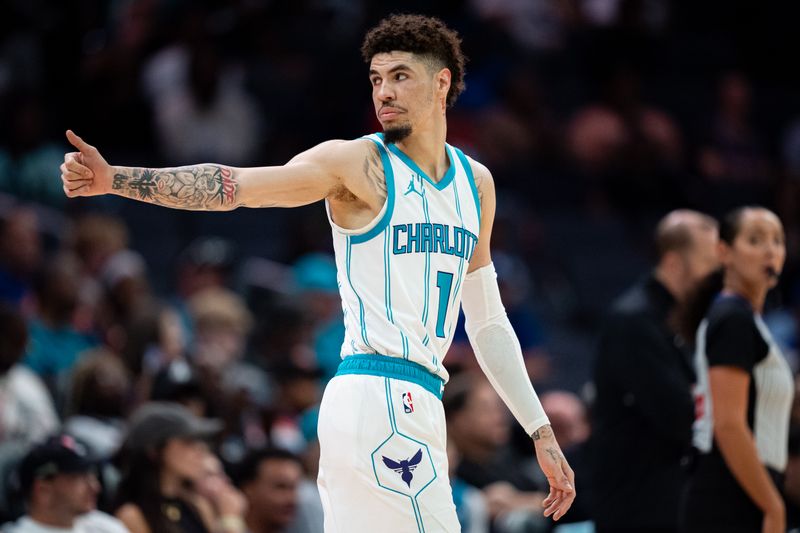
left=377, top=82, right=395, bottom=101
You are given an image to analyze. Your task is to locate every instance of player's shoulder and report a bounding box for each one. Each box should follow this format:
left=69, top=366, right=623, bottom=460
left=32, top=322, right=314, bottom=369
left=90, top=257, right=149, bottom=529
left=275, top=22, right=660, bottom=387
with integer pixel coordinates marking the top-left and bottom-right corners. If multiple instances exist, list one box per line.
left=303, top=138, right=377, bottom=168
left=314, top=137, right=377, bottom=155
left=458, top=152, right=494, bottom=199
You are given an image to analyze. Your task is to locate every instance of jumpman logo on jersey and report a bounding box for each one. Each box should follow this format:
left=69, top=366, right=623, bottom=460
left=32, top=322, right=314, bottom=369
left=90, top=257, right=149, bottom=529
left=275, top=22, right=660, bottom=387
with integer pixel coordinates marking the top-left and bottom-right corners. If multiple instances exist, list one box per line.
left=382, top=449, right=423, bottom=487
left=404, top=174, right=425, bottom=198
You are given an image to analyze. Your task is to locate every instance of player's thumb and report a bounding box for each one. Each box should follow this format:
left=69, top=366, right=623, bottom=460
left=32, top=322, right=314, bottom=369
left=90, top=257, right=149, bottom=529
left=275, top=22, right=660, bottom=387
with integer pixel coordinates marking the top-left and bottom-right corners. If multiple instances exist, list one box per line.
left=66, top=130, right=93, bottom=154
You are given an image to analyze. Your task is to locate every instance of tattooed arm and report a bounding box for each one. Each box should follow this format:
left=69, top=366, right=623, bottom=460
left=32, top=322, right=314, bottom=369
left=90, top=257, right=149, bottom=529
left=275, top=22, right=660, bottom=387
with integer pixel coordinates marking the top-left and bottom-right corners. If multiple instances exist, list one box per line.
left=109, top=165, right=241, bottom=210
left=465, top=157, right=493, bottom=273
left=61, top=131, right=380, bottom=214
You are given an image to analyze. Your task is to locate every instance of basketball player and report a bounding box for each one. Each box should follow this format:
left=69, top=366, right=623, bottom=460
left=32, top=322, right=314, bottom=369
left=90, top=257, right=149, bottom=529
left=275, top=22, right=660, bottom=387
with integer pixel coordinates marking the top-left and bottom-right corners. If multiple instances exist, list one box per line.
left=60, top=14, right=575, bottom=532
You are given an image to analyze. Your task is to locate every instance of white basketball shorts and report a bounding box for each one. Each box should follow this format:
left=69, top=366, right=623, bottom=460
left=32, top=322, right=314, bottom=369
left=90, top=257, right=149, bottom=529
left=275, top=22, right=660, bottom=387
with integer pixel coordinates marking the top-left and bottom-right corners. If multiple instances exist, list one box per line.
left=317, top=354, right=460, bottom=532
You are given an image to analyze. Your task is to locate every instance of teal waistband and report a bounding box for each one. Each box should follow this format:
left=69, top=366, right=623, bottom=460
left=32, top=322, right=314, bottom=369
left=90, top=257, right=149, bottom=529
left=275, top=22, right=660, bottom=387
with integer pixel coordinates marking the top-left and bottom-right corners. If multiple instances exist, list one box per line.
left=335, top=354, right=444, bottom=400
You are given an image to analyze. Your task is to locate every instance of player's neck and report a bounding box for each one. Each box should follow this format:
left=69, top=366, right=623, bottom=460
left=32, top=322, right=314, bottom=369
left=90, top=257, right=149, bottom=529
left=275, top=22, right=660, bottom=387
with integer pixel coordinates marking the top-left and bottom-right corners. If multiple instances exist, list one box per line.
left=394, top=120, right=449, bottom=183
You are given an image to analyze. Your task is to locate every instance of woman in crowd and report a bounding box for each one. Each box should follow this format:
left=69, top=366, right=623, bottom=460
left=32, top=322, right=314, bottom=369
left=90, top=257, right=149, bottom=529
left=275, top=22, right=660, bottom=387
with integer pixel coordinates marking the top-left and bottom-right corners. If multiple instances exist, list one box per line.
left=114, top=402, right=246, bottom=533
left=680, top=206, right=793, bottom=533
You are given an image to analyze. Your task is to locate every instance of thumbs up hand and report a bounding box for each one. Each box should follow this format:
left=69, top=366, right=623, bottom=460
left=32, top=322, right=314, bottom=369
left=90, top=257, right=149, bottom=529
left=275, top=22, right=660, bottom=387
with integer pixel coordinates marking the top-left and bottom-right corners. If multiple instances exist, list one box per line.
left=61, top=130, right=113, bottom=198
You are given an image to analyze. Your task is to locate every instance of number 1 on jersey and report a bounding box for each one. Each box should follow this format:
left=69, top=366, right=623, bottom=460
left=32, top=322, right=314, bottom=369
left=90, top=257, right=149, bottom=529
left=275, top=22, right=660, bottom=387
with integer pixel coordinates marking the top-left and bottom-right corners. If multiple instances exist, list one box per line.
left=435, top=271, right=454, bottom=338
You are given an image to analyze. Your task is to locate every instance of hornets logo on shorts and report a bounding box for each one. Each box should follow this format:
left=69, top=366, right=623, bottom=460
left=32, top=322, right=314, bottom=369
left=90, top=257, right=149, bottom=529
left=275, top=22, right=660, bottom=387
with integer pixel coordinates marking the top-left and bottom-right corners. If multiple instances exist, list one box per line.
left=382, top=449, right=423, bottom=488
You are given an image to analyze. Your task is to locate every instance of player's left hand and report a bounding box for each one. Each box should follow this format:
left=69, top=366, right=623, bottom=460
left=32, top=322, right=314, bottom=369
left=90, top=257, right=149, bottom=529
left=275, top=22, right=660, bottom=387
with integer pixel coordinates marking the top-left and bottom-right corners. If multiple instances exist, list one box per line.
left=532, top=424, right=575, bottom=521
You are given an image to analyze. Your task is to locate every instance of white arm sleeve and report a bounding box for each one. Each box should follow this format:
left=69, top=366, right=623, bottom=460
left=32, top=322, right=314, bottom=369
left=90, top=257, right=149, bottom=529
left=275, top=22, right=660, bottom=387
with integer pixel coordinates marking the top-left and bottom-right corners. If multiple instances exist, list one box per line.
left=461, top=263, right=549, bottom=435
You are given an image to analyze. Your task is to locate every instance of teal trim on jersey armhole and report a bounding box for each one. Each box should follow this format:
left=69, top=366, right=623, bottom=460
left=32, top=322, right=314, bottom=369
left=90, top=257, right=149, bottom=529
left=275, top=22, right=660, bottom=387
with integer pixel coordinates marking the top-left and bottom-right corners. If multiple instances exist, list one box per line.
left=336, top=354, right=444, bottom=399
left=346, top=237, right=372, bottom=349
left=350, top=138, right=395, bottom=244
left=454, top=147, right=481, bottom=226
left=377, top=133, right=455, bottom=190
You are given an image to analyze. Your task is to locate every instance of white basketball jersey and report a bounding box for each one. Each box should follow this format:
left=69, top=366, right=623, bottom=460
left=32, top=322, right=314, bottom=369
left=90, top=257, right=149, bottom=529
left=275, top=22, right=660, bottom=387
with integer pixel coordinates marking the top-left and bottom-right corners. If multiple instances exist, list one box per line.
left=326, top=133, right=482, bottom=383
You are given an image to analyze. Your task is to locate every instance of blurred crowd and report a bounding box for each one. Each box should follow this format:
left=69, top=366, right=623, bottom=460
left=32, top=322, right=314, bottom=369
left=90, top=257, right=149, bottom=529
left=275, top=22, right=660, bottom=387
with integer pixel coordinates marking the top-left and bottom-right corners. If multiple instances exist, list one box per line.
left=1, top=0, right=800, bottom=532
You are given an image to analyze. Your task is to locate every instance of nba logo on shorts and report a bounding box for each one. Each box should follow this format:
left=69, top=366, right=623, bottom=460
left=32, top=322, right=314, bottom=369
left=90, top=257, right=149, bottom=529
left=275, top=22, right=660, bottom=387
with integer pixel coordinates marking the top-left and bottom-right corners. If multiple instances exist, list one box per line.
left=402, top=392, right=414, bottom=413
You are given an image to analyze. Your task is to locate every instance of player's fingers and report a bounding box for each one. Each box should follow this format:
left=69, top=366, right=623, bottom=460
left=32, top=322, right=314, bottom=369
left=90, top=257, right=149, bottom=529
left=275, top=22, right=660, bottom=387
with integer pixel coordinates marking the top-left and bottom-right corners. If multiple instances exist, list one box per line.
left=553, top=490, right=576, bottom=521
left=65, top=152, right=87, bottom=168
left=542, top=489, right=558, bottom=508
left=63, top=157, right=94, bottom=178
left=63, top=183, right=88, bottom=198
left=543, top=489, right=563, bottom=517
left=66, top=130, right=95, bottom=154
left=550, top=472, right=576, bottom=521
left=63, top=178, right=93, bottom=191
left=60, top=164, right=88, bottom=182
left=61, top=166, right=92, bottom=185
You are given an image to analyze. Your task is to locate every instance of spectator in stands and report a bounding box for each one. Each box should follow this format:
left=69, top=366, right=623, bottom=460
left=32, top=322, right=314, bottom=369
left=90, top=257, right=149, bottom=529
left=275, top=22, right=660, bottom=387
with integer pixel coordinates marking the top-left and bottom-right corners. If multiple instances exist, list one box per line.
left=189, top=288, right=271, bottom=461
left=24, top=255, right=96, bottom=393
left=0, top=207, right=42, bottom=308
left=150, top=359, right=209, bottom=417
left=444, top=373, right=547, bottom=531
left=67, top=214, right=129, bottom=335
left=63, top=349, right=132, bottom=460
left=567, top=66, right=685, bottom=215
left=3, top=434, right=128, bottom=533
left=235, top=448, right=307, bottom=533
left=172, top=237, right=237, bottom=344
left=98, top=250, right=153, bottom=342
left=291, top=253, right=344, bottom=381
left=0, top=93, right=66, bottom=205
left=540, top=392, right=590, bottom=452
left=151, top=41, right=263, bottom=165
left=121, top=303, right=187, bottom=403
left=446, top=438, right=489, bottom=533
left=268, top=364, right=323, bottom=455
left=114, top=402, right=246, bottom=533
left=0, top=303, right=58, bottom=445
left=698, top=72, right=773, bottom=211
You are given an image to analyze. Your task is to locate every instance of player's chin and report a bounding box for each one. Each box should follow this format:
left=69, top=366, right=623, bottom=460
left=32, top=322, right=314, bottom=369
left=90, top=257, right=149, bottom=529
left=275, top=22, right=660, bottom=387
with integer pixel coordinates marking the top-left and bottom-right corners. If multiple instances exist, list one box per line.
left=382, top=124, right=412, bottom=144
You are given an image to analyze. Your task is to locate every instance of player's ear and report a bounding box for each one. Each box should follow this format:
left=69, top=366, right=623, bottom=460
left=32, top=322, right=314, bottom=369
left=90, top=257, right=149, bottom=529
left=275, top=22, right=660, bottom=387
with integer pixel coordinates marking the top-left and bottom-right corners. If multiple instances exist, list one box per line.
left=436, top=68, right=451, bottom=95
left=436, top=68, right=451, bottom=111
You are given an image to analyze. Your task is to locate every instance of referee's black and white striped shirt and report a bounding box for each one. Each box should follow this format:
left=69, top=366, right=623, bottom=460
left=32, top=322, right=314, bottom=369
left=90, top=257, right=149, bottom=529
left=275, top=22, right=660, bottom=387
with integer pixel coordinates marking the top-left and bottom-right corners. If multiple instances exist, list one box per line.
left=692, top=293, right=794, bottom=472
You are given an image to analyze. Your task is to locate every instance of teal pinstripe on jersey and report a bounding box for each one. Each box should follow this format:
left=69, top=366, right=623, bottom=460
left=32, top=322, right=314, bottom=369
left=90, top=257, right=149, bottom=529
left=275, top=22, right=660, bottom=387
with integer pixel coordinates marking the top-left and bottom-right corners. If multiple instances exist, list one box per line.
left=326, top=134, right=481, bottom=383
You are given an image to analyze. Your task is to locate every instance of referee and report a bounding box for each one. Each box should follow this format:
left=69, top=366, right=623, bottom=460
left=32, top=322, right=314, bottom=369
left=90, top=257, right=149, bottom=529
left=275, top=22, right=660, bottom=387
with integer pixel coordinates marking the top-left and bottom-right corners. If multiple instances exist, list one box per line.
left=588, top=210, right=719, bottom=532
left=680, top=207, right=792, bottom=533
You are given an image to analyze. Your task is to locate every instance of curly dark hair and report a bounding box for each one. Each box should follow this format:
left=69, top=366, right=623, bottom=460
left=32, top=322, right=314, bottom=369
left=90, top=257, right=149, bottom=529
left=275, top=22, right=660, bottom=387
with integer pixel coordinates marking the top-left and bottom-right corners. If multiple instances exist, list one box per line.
left=361, top=14, right=467, bottom=108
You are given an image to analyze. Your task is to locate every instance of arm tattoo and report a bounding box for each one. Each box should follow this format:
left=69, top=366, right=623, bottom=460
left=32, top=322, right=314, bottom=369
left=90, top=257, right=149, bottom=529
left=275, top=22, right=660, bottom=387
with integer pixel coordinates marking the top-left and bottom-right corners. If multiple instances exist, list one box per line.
left=545, top=447, right=561, bottom=463
left=111, top=165, right=239, bottom=210
left=532, top=424, right=554, bottom=441
left=474, top=168, right=485, bottom=204
left=362, top=144, right=387, bottom=202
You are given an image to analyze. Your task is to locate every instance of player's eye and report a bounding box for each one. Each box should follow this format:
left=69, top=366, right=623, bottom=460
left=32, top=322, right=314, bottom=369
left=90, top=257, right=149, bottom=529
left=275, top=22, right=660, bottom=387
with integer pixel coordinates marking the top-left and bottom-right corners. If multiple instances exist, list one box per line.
left=396, top=73, right=408, bottom=81
left=371, top=77, right=381, bottom=86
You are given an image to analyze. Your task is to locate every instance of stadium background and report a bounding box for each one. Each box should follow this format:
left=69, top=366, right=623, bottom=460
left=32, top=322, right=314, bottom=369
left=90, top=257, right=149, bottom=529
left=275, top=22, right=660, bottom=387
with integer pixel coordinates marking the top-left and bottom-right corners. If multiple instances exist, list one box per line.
left=2, top=0, right=800, bottom=530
